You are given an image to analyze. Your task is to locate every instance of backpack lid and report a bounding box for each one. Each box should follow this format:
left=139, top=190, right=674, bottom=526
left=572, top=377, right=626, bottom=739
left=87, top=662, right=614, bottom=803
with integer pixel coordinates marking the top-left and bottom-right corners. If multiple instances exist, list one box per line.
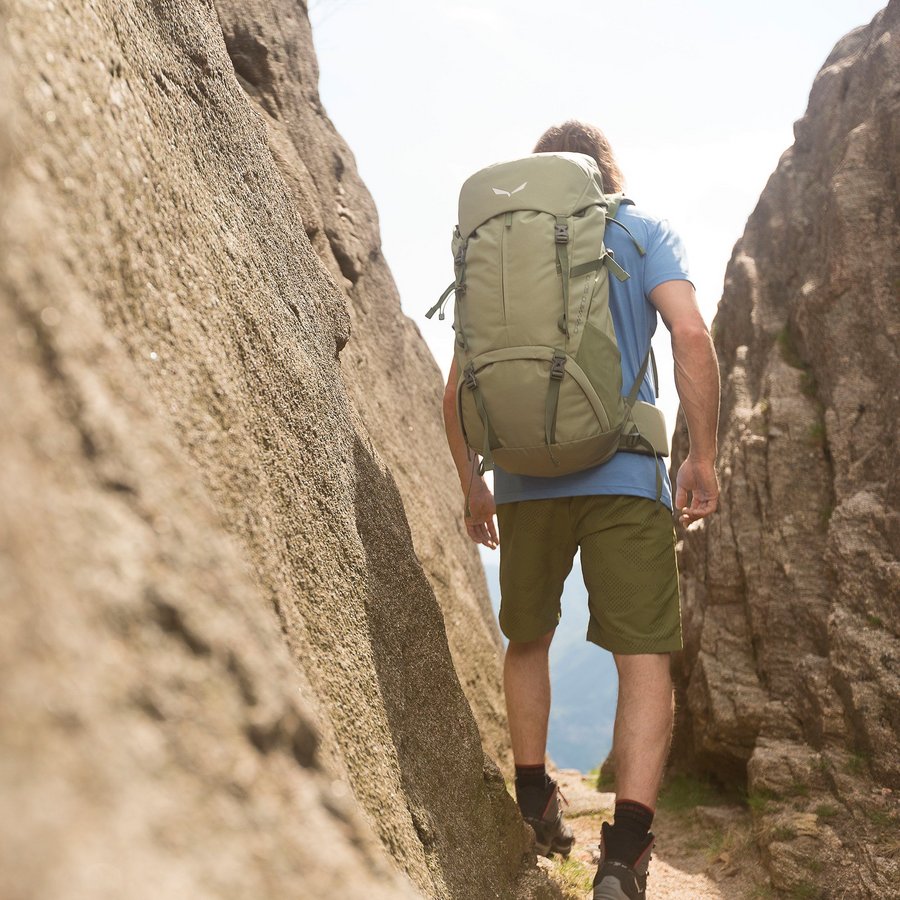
left=458, top=152, right=605, bottom=238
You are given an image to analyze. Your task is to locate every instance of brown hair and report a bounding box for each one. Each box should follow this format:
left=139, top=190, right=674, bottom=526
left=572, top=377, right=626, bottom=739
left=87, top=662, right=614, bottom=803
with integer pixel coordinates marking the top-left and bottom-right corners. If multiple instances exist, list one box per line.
left=533, top=120, right=624, bottom=193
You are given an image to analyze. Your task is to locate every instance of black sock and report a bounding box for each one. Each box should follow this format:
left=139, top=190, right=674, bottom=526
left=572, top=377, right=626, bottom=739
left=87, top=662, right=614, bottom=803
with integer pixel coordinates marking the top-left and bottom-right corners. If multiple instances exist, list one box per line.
left=605, top=799, right=654, bottom=865
left=514, top=763, right=548, bottom=789
left=515, top=764, right=550, bottom=818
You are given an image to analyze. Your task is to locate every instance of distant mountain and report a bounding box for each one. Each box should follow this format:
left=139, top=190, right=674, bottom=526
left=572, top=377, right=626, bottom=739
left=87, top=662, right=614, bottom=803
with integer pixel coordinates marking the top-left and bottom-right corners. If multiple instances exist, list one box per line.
left=481, top=551, right=618, bottom=772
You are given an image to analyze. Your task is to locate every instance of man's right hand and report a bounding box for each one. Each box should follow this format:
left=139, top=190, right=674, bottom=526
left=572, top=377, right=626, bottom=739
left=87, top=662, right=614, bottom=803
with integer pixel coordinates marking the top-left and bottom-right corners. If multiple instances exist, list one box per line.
left=674, top=454, right=719, bottom=527
left=649, top=280, right=721, bottom=528
left=465, top=480, right=499, bottom=549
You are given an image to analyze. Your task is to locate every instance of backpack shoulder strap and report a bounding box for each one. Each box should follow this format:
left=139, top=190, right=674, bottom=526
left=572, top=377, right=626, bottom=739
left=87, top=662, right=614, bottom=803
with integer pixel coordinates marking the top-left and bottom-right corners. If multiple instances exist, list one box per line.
left=605, top=192, right=627, bottom=220
left=604, top=194, right=646, bottom=256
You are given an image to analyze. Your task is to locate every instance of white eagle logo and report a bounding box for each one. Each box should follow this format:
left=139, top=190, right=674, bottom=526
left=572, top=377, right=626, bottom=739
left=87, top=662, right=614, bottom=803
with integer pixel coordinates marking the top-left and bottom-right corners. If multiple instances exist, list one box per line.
left=491, top=182, right=527, bottom=197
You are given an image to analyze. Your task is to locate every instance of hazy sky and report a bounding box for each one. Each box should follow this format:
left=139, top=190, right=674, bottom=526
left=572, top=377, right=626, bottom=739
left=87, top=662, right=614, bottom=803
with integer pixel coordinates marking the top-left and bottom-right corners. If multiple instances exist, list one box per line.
left=312, top=0, right=884, bottom=435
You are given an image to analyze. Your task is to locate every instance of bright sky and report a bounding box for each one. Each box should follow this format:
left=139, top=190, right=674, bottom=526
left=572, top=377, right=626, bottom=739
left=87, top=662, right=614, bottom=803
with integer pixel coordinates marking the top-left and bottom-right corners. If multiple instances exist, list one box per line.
left=312, top=0, right=884, bottom=436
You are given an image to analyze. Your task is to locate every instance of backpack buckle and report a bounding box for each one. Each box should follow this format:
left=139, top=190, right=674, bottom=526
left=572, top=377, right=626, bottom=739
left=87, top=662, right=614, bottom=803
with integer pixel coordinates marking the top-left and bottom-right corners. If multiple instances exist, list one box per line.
left=463, top=367, right=478, bottom=390
left=554, top=223, right=569, bottom=244
left=550, top=354, right=566, bottom=380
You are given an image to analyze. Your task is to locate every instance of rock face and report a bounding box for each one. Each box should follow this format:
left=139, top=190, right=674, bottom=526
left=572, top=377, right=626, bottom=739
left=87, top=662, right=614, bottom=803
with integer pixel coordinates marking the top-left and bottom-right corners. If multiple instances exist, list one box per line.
left=1, top=1, right=547, bottom=898
left=213, top=1, right=512, bottom=769
left=671, top=4, right=899, bottom=896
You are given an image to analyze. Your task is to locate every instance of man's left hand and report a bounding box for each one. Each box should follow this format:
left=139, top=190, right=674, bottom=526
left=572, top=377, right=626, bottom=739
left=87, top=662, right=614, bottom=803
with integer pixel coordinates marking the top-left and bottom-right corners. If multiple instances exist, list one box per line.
left=465, top=481, right=499, bottom=549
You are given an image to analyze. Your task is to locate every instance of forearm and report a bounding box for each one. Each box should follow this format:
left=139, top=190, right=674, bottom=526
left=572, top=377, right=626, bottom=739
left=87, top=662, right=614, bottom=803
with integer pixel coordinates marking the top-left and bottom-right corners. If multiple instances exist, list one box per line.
left=443, top=371, right=498, bottom=547
left=672, top=327, right=720, bottom=462
left=442, top=387, right=479, bottom=493
left=443, top=359, right=481, bottom=493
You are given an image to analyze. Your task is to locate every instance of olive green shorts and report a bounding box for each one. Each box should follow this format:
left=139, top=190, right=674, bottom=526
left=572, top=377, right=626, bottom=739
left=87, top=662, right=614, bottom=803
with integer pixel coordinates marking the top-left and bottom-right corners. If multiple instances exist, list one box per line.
left=496, top=495, right=682, bottom=654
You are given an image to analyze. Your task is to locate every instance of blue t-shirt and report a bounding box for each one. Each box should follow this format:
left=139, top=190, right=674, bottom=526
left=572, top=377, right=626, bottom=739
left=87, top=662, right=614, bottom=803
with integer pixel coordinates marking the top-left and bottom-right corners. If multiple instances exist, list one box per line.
left=493, top=203, right=691, bottom=510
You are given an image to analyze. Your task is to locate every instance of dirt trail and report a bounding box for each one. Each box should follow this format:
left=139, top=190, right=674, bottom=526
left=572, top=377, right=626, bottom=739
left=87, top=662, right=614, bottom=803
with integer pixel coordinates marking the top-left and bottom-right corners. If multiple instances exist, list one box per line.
left=540, top=770, right=773, bottom=899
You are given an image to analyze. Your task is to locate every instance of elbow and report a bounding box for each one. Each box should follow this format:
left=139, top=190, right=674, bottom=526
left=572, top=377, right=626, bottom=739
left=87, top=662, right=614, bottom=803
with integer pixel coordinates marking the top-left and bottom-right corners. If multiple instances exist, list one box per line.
left=671, top=321, right=711, bottom=345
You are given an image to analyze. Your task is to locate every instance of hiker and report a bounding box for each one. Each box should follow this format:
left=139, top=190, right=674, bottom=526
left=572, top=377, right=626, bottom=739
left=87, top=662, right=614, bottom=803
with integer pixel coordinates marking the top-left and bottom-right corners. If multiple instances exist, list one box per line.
left=437, top=121, right=720, bottom=900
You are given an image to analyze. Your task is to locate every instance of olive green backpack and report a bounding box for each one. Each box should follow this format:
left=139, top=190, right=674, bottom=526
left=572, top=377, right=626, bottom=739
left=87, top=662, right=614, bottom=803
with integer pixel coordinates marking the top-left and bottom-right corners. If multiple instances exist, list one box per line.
left=427, top=152, right=668, bottom=491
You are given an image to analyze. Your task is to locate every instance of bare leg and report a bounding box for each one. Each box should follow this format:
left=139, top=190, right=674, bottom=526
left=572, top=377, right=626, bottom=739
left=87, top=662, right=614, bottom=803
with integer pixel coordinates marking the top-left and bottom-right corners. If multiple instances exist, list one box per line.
left=612, top=653, right=674, bottom=808
left=504, top=628, right=556, bottom=764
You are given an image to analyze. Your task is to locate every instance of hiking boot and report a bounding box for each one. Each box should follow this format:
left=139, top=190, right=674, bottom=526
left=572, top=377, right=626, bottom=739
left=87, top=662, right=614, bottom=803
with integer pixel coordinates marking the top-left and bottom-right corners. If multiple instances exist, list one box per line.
left=516, top=777, right=575, bottom=858
left=592, top=821, right=654, bottom=899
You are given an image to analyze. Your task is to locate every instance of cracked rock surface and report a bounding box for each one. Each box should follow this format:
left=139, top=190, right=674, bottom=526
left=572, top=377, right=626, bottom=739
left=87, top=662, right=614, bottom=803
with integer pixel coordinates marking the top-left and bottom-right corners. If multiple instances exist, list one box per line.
left=670, top=4, right=899, bottom=897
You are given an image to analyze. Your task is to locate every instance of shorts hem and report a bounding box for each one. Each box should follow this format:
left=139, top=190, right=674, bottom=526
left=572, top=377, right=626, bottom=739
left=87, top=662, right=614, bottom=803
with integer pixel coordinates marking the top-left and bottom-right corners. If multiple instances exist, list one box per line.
left=585, top=626, right=683, bottom=655
left=500, top=617, right=560, bottom=644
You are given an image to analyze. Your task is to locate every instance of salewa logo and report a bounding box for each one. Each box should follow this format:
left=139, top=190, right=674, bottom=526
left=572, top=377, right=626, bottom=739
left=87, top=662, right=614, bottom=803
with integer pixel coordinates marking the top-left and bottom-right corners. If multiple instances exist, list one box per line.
left=491, top=182, right=527, bottom=197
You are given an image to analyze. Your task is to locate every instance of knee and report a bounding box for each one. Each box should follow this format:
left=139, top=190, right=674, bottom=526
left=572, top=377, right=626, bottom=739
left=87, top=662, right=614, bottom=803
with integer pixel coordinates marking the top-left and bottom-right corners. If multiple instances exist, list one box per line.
left=614, top=651, right=673, bottom=691
left=507, top=627, right=555, bottom=655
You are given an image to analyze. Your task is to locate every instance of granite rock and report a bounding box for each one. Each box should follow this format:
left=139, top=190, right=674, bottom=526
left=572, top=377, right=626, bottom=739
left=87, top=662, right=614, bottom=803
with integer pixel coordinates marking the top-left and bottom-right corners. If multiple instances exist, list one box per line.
left=0, top=1, right=555, bottom=897
left=671, top=4, right=900, bottom=896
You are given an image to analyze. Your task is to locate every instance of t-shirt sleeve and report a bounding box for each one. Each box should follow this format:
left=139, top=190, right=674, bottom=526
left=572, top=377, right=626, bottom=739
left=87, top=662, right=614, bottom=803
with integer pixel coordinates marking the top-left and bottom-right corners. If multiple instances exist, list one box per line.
left=642, top=218, right=692, bottom=297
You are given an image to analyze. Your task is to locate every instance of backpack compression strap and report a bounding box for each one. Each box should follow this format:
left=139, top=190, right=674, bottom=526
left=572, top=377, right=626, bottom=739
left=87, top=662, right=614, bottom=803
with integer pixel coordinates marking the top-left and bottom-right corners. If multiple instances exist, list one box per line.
left=625, top=348, right=651, bottom=409
left=427, top=235, right=469, bottom=320
left=544, top=351, right=567, bottom=466
left=427, top=281, right=456, bottom=320
left=554, top=217, right=571, bottom=337
left=553, top=215, right=631, bottom=332
left=570, top=253, right=630, bottom=283
left=463, top=363, right=496, bottom=475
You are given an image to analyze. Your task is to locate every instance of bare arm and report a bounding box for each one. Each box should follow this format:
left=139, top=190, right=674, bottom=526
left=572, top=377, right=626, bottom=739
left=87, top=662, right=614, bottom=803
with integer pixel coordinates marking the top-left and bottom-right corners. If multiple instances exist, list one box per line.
left=442, top=358, right=498, bottom=549
left=649, top=280, right=720, bottom=525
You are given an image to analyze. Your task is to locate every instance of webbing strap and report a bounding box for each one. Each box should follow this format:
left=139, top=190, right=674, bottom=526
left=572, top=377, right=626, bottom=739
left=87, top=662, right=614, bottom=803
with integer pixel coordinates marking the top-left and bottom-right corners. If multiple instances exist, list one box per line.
left=620, top=339, right=663, bottom=505
left=473, top=389, right=495, bottom=474
left=604, top=252, right=630, bottom=282
left=427, top=281, right=456, bottom=320
left=569, top=251, right=630, bottom=282
left=544, top=352, right=566, bottom=464
left=454, top=253, right=467, bottom=297
left=555, top=215, right=570, bottom=338
left=569, top=258, right=603, bottom=279
left=464, top=365, right=495, bottom=474
left=620, top=429, right=663, bottom=504
left=625, top=348, right=652, bottom=408
left=650, top=347, right=659, bottom=398
left=464, top=451, right=477, bottom=519
left=429, top=239, right=468, bottom=321
left=606, top=216, right=646, bottom=256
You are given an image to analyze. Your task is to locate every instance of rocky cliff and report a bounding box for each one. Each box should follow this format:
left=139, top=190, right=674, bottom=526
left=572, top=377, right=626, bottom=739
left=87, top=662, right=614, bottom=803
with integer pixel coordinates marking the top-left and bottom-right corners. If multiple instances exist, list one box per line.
left=213, top=1, right=512, bottom=768
left=0, top=1, right=550, bottom=897
left=671, top=4, right=899, bottom=897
